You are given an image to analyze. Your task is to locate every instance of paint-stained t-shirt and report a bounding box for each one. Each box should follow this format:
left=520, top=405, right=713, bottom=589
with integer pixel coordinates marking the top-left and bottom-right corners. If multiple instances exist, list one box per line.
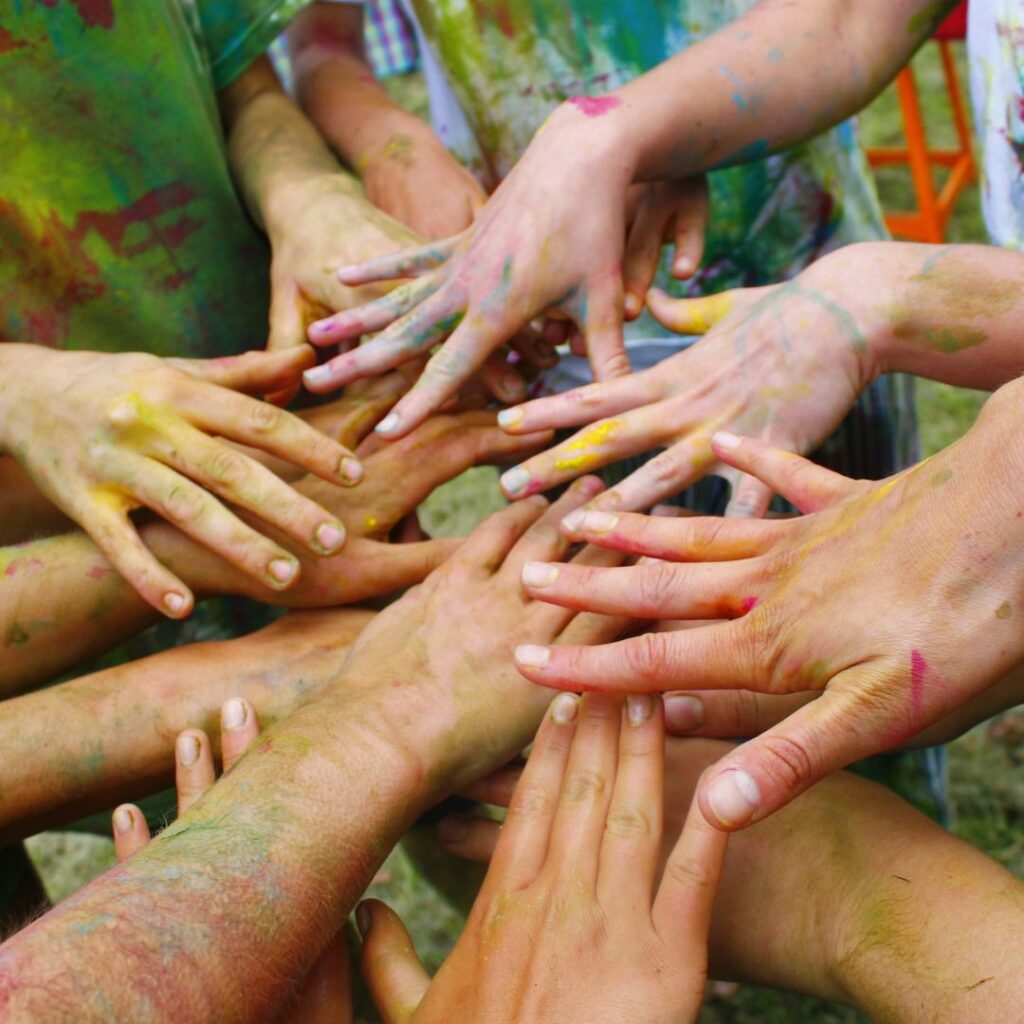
left=969, top=0, right=1024, bottom=248
left=405, top=0, right=887, bottom=320
left=0, top=0, right=306, bottom=358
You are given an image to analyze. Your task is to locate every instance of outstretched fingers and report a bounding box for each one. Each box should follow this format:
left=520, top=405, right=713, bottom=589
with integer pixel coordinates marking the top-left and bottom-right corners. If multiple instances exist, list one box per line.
left=337, top=234, right=462, bottom=286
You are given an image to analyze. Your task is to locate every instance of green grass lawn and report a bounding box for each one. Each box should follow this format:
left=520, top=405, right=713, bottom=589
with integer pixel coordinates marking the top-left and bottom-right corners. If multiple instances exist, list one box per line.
left=27, top=38, right=1020, bottom=1024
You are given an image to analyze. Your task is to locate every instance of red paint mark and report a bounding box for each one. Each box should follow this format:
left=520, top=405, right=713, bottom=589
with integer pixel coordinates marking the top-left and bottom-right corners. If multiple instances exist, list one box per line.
left=87, top=564, right=112, bottom=581
left=0, top=28, right=30, bottom=53
left=4, top=558, right=44, bottom=577
left=0, top=182, right=199, bottom=345
left=568, top=95, right=623, bottom=118
left=910, top=649, right=928, bottom=715
left=39, top=0, right=114, bottom=29
left=740, top=596, right=759, bottom=613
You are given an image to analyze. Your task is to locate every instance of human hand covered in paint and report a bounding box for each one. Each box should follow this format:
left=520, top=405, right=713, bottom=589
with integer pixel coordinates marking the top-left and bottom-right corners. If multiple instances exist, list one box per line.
left=494, top=241, right=882, bottom=515
left=165, top=407, right=555, bottom=608
left=301, top=97, right=643, bottom=436
left=514, top=384, right=1024, bottom=830
left=358, top=692, right=726, bottom=1024
left=0, top=344, right=362, bottom=618
left=112, top=698, right=353, bottom=1024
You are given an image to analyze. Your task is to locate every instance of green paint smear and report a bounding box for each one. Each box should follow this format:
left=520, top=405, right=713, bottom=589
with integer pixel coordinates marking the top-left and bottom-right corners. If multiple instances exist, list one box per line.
left=4, top=623, right=30, bottom=647
left=919, top=326, right=987, bottom=354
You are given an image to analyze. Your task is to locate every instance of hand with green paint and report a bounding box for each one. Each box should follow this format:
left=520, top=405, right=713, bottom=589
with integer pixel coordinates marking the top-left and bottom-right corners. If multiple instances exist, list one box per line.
left=514, top=385, right=1024, bottom=830
left=0, top=344, right=364, bottom=619
left=495, top=241, right=1024, bottom=515
left=358, top=693, right=726, bottom=1024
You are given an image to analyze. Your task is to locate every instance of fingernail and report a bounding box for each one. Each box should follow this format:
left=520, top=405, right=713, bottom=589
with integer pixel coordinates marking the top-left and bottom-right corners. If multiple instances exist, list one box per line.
left=522, top=561, right=558, bottom=587
left=113, top=807, right=134, bottom=835
left=268, top=557, right=298, bottom=586
left=515, top=644, right=551, bottom=669
left=664, top=693, right=704, bottom=732
left=624, top=293, right=642, bottom=318
left=497, top=407, right=525, bottom=429
left=627, top=694, right=655, bottom=726
left=164, top=592, right=187, bottom=616
left=674, top=257, right=694, bottom=276
left=503, top=372, right=525, bottom=395
left=309, top=318, right=334, bottom=334
left=713, top=430, right=742, bottom=451
left=561, top=509, right=585, bottom=533
left=177, top=734, right=200, bottom=768
left=222, top=698, right=247, bottom=731
left=355, top=901, right=372, bottom=938
left=315, top=522, right=345, bottom=553
left=376, top=412, right=401, bottom=436
left=437, top=816, right=470, bottom=843
left=337, top=265, right=359, bottom=281
left=303, top=365, right=332, bottom=385
left=500, top=467, right=531, bottom=496
left=338, top=457, right=363, bottom=485
left=582, top=510, right=618, bottom=534
left=707, top=768, right=761, bottom=827
left=551, top=693, right=579, bottom=724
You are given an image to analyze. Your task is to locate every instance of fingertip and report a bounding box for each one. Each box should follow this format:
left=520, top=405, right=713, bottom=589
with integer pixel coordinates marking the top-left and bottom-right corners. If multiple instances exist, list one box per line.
left=623, top=292, right=643, bottom=320
left=711, top=430, right=743, bottom=454
left=497, top=406, right=525, bottom=431
left=162, top=589, right=193, bottom=619
left=113, top=804, right=136, bottom=836
left=701, top=766, right=762, bottom=830
left=303, top=364, right=337, bottom=393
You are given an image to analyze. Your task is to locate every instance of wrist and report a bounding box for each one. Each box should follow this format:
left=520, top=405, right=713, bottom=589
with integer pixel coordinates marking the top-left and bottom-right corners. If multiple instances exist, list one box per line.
left=261, top=168, right=363, bottom=240
left=546, top=98, right=640, bottom=186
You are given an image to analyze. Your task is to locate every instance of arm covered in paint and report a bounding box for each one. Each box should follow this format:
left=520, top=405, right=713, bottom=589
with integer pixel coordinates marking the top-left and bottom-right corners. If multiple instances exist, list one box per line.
left=0, top=608, right=372, bottom=844
left=0, top=486, right=627, bottom=1022
left=288, top=2, right=486, bottom=241
left=301, top=0, right=952, bottom=436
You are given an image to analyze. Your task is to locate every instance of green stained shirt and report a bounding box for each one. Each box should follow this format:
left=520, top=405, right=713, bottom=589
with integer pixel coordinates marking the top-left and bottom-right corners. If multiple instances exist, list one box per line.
left=0, top=0, right=304, bottom=358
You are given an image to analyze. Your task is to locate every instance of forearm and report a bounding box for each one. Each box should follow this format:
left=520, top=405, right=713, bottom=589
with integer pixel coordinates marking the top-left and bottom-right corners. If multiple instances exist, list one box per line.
left=0, top=609, right=372, bottom=843
left=221, top=54, right=360, bottom=231
left=0, top=664, right=451, bottom=1022
left=868, top=244, right=1024, bottom=389
left=666, top=741, right=1024, bottom=1018
left=585, top=0, right=951, bottom=180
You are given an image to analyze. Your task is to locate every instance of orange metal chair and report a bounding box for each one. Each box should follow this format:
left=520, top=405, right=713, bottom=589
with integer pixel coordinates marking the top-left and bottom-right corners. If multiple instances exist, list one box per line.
left=866, top=1, right=975, bottom=243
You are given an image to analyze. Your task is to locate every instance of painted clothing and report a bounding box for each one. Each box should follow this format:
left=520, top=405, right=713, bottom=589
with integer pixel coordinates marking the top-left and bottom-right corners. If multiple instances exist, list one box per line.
left=969, top=0, right=1024, bottom=247
left=0, top=0, right=307, bottom=357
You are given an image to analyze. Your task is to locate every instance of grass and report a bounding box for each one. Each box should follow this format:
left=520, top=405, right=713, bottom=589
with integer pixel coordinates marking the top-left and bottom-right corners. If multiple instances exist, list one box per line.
left=26, top=38, right=1019, bottom=1024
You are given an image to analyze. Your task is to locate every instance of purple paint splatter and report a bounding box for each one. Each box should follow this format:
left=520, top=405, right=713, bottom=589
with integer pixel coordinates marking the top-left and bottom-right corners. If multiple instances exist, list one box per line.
left=568, top=95, right=622, bottom=118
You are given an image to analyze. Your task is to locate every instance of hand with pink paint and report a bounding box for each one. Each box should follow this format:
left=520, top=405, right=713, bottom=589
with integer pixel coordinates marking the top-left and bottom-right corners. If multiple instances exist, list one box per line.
left=112, top=698, right=354, bottom=1024
left=0, top=343, right=363, bottom=619
left=513, top=378, right=1024, bottom=830
left=358, top=693, right=726, bottom=1024
left=301, top=97, right=641, bottom=435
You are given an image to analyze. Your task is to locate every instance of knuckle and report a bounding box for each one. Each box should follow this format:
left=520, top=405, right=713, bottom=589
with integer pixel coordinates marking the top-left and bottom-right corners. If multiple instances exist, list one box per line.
left=600, top=351, right=631, bottom=379
left=624, top=631, right=673, bottom=683
left=635, top=563, right=678, bottom=613
left=646, top=450, right=685, bottom=487
left=604, top=808, right=652, bottom=841
left=664, top=851, right=714, bottom=892
left=205, top=448, right=250, bottom=489
left=162, top=485, right=207, bottom=526
left=509, top=782, right=554, bottom=820
left=247, top=401, right=282, bottom=434
left=562, top=769, right=607, bottom=805
left=757, top=733, right=816, bottom=791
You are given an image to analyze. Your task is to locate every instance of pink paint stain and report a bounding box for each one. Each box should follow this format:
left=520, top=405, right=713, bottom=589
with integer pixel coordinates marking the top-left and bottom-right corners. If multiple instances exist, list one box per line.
left=909, top=649, right=928, bottom=716
left=87, top=564, right=112, bottom=581
left=740, top=596, right=759, bottom=614
left=568, top=95, right=623, bottom=118
left=4, top=558, right=44, bottom=577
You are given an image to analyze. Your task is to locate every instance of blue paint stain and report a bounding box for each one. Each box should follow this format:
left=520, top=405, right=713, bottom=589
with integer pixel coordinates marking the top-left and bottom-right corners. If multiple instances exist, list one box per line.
left=710, top=139, right=770, bottom=170
left=718, top=64, right=749, bottom=111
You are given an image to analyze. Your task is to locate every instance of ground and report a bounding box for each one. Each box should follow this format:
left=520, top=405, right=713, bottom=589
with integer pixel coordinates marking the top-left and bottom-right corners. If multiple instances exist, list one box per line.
left=27, top=40, right=1022, bottom=1024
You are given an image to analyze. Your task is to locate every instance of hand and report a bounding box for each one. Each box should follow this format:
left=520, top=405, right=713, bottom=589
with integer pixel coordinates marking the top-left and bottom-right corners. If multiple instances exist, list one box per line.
left=0, top=345, right=362, bottom=617
left=513, top=388, right=1024, bottom=830
left=301, top=99, right=638, bottom=436
left=112, top=699, right=353, bottom=1024
left=175, top=409, right=554, bottom=607
left=358, top=127, right=486, bottom=241
left=358, top=693, right=727, bottom=1024
left=262, top=171, right=421, bottom=354
left=333, top=476, right=631, bottom=790
left=622, top=176, right=709, bottom=317
left=494, top=242, right=884, bottom=514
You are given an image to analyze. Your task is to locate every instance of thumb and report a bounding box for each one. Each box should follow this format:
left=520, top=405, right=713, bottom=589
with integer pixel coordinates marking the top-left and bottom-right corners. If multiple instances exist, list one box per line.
left=171, top=346, right=314, bottom=395
left=670, top=176, right=710, bottom=280
left=646, top=285, right=767, bottom=336
left=652, top=771, right=729, bottom=951
left=696, top=680, right=886, bottom=830
left=711, top=432, right=857, bottom=514
left=584, top=276, right=631, bottom=381
left=358, top=899, right=430, bottom=1024
left=267, top=276, right=310, bottom=353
